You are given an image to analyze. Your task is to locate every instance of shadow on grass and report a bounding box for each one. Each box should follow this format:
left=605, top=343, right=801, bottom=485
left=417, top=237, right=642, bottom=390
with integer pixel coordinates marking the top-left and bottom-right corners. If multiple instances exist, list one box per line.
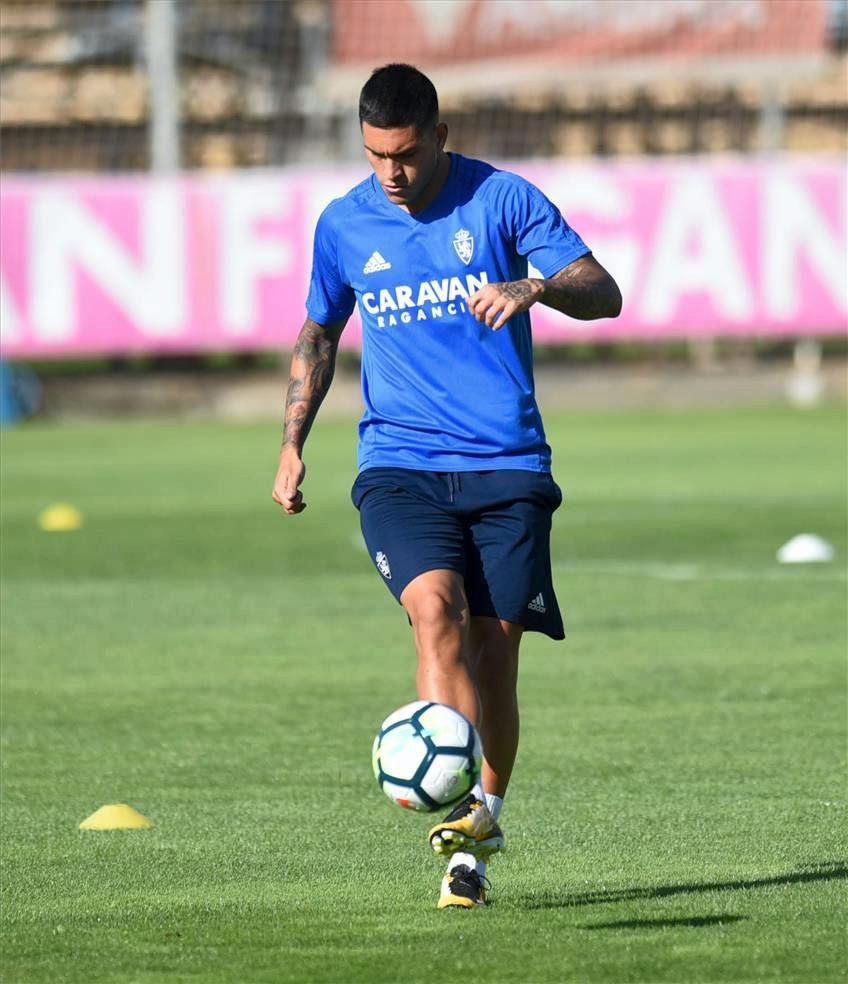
left=579, top=915, right=746, bottom=930
left=519, top=860, right=847, bottom=910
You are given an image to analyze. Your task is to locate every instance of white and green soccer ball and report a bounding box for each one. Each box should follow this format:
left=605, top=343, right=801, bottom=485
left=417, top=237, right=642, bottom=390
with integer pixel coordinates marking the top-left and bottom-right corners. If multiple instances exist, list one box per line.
left=372, top=700, right=482, bottom=812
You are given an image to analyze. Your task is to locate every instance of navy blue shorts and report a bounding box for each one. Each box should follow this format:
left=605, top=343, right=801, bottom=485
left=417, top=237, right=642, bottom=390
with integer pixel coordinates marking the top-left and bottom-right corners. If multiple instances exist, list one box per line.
left=351, top=468, right=565, bottom=640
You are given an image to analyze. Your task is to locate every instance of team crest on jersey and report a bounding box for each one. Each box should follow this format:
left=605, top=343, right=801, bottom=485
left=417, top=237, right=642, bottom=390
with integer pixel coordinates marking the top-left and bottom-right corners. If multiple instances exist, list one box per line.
left=375, top=551, right=392, bottom=580
left=453, top=229, right=474, bottom=265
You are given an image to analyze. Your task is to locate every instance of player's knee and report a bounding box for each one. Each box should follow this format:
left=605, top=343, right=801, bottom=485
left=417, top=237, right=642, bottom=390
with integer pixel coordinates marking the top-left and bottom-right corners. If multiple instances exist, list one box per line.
left=405, top=590, right=468, bottom=635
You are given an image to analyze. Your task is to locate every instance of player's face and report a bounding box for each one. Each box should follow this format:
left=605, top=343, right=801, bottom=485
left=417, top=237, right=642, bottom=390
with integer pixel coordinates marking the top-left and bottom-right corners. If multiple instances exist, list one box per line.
left=362, top=122, right=448, bottom=211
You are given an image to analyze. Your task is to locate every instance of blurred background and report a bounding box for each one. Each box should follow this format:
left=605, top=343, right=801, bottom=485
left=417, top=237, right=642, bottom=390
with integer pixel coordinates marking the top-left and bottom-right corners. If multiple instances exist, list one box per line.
left=0, top=0, right=845, bottom=420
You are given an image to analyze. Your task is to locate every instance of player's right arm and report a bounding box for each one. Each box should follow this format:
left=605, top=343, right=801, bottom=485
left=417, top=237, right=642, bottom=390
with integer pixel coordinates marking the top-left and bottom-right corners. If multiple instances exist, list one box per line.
left=272, top=316, right=348, bottom=515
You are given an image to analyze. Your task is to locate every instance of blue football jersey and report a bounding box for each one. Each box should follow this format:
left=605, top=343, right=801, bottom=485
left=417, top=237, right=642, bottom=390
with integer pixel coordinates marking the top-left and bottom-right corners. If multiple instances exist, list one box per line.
left=306, top=153, right=590, bottom=473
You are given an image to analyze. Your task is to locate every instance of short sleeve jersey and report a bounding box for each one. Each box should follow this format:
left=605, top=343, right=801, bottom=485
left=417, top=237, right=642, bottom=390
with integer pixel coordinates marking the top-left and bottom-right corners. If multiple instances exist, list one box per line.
left=306, top=153, right=590, bottom=473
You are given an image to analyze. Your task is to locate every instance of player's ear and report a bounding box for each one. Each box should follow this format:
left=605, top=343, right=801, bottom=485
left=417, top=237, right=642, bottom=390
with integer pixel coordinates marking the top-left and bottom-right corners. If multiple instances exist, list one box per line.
left=436, top=122, right=448, bottom=151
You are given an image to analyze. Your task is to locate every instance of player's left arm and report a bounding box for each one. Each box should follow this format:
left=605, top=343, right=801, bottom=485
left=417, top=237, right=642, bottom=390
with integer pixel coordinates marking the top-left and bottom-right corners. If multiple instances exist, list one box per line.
left=467, top=254, right=622, bottom=330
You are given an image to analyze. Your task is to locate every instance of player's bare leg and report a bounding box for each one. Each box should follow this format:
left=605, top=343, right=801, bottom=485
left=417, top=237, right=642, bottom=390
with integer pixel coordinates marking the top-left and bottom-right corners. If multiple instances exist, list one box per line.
left=434, top=617, right=521, bottom=907
left=401, top=570, right=504, bottom=878
left=468, top=616, right=523, bottom=798
left=400, top=569, right=479, bottom=727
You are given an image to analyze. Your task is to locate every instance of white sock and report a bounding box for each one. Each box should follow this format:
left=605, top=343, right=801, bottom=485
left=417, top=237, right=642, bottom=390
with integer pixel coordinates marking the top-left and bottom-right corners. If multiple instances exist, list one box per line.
left=449, top=851, right=477, bottom=873
left=471, top=782, right=485, bottom=803
left=485, top=793, right=504, bottom=820
left=448, top=852, right=488, bottom=883
left=474, top=793, right=503, bottom=883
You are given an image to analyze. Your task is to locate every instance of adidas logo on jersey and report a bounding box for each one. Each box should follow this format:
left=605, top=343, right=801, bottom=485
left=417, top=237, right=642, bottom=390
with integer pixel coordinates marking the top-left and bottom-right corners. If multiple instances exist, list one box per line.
left=527, top=593, right=546, bottom=614
left=363, top=251, right=392, bottom=274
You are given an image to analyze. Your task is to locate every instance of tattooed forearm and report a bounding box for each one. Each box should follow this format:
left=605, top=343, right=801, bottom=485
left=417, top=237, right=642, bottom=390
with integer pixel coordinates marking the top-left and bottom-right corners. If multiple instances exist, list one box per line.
left=282, top=317, right=346, bottom=452
left=497, top=280, right=537, bottom=302
left=539, top=255, right=622, bottom=321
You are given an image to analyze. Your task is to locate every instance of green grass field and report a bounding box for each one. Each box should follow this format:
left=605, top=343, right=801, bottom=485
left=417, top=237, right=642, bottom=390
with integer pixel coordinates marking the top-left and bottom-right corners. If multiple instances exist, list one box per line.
left=1, top=404, right=846, bottom=983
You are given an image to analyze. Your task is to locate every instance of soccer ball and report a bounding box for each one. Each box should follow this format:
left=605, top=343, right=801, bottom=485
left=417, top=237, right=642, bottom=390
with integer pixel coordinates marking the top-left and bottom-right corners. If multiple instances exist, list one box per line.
left=372, top=700, right=482, bottom=812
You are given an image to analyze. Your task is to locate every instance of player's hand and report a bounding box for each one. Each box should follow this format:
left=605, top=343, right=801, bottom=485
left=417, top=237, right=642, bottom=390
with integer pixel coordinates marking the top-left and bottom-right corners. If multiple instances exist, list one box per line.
left=466, top=278, right=544, bottom=330
left=272, top=446, right=307, bottom=515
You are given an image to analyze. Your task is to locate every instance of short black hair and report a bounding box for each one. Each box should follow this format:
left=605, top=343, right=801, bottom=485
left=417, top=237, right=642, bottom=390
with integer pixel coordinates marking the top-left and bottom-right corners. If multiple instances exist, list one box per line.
left=359, top=63, right=439, bottom=132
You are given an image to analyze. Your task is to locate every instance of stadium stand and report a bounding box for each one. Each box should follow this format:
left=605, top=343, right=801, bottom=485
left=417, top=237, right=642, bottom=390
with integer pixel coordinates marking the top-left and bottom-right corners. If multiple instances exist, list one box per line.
left=1, top=0, right=845, bottom=173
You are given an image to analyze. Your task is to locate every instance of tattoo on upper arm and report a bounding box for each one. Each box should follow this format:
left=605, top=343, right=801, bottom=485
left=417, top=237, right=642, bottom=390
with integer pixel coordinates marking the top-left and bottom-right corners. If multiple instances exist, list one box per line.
left=551, top=256, right=603, bottom=288
left=543, top=255, right=622, bottom=320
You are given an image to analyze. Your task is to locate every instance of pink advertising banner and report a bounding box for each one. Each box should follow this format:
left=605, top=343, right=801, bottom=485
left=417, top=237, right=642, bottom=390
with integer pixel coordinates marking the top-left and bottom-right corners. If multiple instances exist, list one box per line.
left=0, top=158, right=845, bottom=359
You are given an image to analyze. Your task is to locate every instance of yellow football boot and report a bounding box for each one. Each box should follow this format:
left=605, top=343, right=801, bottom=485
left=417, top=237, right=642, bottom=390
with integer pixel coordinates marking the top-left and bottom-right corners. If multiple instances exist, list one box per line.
left=428, top=794, right=504, bottom=858
left=437, top=864, right=488, bottom=909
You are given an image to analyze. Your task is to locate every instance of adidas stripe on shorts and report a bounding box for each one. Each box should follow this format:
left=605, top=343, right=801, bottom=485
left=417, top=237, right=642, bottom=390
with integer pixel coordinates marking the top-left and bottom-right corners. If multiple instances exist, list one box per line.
left=351, top=468, right=565, bottom=640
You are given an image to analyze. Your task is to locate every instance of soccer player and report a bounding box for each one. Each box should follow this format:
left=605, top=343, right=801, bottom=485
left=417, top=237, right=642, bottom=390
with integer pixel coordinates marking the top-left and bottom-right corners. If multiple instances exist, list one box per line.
left=272, top=64, right=621, bottom=909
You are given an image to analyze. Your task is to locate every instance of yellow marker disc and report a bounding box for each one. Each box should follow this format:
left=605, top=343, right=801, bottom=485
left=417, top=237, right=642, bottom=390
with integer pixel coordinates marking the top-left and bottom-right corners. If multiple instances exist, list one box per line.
left=38, top=503, right=84, bottom=532
left=79, top=804, right=154, bottom=830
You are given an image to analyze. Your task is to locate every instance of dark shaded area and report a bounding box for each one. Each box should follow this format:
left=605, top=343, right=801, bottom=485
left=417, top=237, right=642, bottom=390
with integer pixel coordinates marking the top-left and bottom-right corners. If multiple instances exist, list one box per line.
left=580, top=914, right=746, bottom=930
left=520, top=861, right=848, bottom=911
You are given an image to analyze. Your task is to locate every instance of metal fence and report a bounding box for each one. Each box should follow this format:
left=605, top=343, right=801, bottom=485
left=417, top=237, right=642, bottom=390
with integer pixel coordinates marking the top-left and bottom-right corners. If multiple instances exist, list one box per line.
left=1, top=0, right=846, bottom=174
